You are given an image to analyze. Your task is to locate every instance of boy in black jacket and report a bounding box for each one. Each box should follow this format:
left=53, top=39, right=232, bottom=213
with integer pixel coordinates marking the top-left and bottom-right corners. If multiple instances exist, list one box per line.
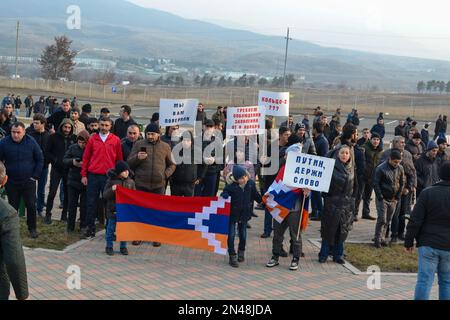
left=221, top=166, right=263, bottom=268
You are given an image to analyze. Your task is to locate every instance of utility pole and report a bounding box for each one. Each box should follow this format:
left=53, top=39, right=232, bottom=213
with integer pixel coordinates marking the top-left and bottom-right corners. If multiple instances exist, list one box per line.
left=282, top=27, right=292, bottom=89
left=15, top=21, right=20, bottom=78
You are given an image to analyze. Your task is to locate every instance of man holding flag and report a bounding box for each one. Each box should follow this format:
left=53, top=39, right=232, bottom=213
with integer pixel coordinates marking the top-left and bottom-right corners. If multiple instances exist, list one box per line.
left=264, top=144, right=310, bottom=271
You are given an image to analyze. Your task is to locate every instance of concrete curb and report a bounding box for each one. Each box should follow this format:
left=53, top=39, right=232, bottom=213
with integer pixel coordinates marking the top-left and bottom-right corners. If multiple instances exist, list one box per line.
left=308, top=238, right=418, bottom=277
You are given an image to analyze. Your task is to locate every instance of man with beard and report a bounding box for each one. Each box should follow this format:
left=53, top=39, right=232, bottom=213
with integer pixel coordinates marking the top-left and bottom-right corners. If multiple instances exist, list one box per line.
left=44, top=119, right=76, bottom=224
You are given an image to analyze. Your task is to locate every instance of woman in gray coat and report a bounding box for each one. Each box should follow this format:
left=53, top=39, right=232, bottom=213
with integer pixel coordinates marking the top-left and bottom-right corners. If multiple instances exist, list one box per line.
left=319, top=145, right=357, bottom=264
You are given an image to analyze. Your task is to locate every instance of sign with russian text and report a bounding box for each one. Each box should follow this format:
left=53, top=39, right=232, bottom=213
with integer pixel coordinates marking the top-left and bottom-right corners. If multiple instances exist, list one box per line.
left=226, top=106, right=265, bottom=136
left=283, top=152, right=335, bottom=193
left=159, top=99, right=198, bottom=126
left=258, top=91, right=289, bottom=117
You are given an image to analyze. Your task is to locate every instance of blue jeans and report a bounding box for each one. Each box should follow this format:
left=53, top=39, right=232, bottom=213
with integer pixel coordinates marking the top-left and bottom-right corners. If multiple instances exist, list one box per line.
left=194, top=174, right=217, bottom=197
left=263, top=208, right=273, bottom=236
left=227, top=222, right=247, bottom=255
left=86, top=173, right=107, bottom=233
left=36, top=166, right=48, bottom=213
left=59, top=180, right=65, bottom=204
left=415, top=246, right=450, bottom=300
left=105, top=216, right=126, bottom=249
left=319, top=241, right=344, bottom=260
left=311, top=191, right=323, bottom=218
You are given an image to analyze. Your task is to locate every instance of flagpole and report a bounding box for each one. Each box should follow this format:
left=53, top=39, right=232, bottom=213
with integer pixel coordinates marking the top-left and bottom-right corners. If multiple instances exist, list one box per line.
left=296, top=193, right=308, bottom=241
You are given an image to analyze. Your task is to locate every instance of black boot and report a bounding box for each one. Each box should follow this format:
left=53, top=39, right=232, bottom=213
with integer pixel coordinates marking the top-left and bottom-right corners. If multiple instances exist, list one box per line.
left=238, top=250, right=245, bottom=262
left=229, top=255, right=239, bottom=268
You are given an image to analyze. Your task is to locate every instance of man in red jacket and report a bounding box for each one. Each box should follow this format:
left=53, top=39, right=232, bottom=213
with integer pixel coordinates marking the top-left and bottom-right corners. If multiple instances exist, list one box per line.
left=81, top=117, right=123, bottom=238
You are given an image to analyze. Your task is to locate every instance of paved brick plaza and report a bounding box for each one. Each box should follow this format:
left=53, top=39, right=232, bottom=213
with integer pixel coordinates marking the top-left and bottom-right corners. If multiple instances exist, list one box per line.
left=13, top=205, right=438, bottom=300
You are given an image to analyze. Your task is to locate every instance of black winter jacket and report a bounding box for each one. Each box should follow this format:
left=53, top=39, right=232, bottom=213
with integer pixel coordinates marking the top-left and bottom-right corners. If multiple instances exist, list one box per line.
left=113, top=117, right=137, bottom=140
left=26, top=127, right=50, bottom=168
left=63, top=143, right=85, bottom=189
left=45, top=119, right=76, bottom=172
left=373, top=161, right=405, bottom=201
left=415, top=153, right=440, bottom=196
left=221, top=179, right=262, bottom=224
left=103, top=169, right=136, bottom=219
left=405, top=181, right=450, bottom=251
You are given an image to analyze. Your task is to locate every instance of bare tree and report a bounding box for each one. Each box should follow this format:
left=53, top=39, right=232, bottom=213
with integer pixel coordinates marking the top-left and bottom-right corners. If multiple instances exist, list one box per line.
left=39, top=36, right=77, bottom=80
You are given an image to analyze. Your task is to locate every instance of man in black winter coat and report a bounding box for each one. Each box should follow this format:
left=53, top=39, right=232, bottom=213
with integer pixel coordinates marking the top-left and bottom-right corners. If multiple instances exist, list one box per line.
left=113, top=105, right=137, bottom=140
left=27, top=114, right=51, bottom=217
left=47, top=98, right=71, bottom=131
left=44, top=118, right=77, bottom=224
left=415, top=141, right=440, bottom=198
left=122, top=125, right=142, bottom=161
left=405, top=161, right=450, bottom=300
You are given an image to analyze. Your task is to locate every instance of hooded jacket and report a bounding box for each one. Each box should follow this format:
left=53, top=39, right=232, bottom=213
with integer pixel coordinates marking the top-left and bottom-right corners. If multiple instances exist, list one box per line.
left=45, top=118, right=76, bottom=172
left=103, top=169, right=136, bottom=219
left=63, top=130, right=90, bottom=189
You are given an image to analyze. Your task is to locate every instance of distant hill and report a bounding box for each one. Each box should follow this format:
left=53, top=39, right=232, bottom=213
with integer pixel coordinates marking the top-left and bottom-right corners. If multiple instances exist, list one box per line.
left=1, top=0, right=449, bottom=89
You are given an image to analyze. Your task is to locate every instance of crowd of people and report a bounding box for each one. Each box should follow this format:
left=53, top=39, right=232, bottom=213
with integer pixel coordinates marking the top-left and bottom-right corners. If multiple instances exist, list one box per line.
left=0, top=93, right=449, bottom=300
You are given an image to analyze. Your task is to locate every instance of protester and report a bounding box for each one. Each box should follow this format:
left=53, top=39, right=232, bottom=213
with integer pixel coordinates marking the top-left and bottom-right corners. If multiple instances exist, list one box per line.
left=3, top=102, right=17, bottom=125
left=121, top=125, right=141, bottom=161
left=70, top=107, right=86, bottom=136
left=288, top=123, right=317, bottom=155
left=150, top=112, right=159, bottom=127
left=1, top=93, right=12, bottom=108
left=381, top=136, right=417, bottom=242
left=280, top=115, right=295, bottom=133
left=357, top=128, right=371, bottom=146
left=64, top=130, right=90, bottom=233
left=370, top=118, right=385, bottom=146
left=421, top=124, right=430, bottom=146
left=14, top=95, right=22, bottom=117
left=221, top=166, right=263, bottom=267
left=87, top=118, right=99, bottom=135
left=310, top=122, right=329, bottom=221
left=266, top=144, right=310, bottom=271
left=0, top=161, right=29, bottom=300
left=212, top=106, right=226, bottom=126
left=195, top=119, right=222, bottom=196
left=170, top=131, right=202, bottom=197
left=0, top=110, right=13, bottom=134
left=415, top=141, right=440, bottom=198
left=196, top=103, right=207, bottom=125
left=436, top=137, right=450, bottom=172
left=81, top=117, right=123, bottom=239
left=114, top=105, right=137, bottom=140
left=301, top=115, right=310, bottom=133
left=127, top=123, right=176, bottom=246
left=359, top=133, right=383, bottom=221
left=161, top=125, right=180, bottom=149
left=33, top=96, right=46, bottom=115
left=405, top=161, right=450, bottom=300
left=395, top=120, right=407, bottom=138
left=0, top=122, right=44, bottom=238
left=27, top=114, right=50, bottom=217
left=100, top=107, right=110, bottom=119
left=320, top=115, right=331, bottom=140
left=434, top=115, right=443, bottom=140
left=406, top=132, right=425, bottom=163
left=79, top=104, right=92, bottom=127
left=103, top=160, right=136, bottom=256
left=319, top=145, right=357, bottom=264
left=47, top=98, right=71, bottom=131
left=24, top=95, right=34, bottom=118
left=373, top=150, right=405, bottom=248
left=44, top=119, right=76, bottom=224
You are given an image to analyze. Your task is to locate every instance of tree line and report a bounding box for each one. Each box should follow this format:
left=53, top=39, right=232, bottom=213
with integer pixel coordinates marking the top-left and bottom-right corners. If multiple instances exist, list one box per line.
left=416, top=80, right=450, bottom=93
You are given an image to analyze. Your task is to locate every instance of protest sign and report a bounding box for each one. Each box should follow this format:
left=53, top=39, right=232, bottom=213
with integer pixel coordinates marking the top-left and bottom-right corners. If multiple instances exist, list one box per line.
left=283, top=151, right=335, bottom=193
left=446, top=135, right=450, bottom=145
left=226, top=106, right=265, bottom=136
left=258, top=90, right=289, bottom=117
left=159, top=99, right=198, bottom=126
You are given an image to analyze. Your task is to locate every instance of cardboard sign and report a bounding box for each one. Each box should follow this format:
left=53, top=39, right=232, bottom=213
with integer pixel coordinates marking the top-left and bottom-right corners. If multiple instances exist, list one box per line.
left=258, top=90, right=289, bottom=117
left=283, top=151, right=335, bottom=193
left=159, top=99, right=198, bottom=126
left=226, top=106, right=265, bottom=136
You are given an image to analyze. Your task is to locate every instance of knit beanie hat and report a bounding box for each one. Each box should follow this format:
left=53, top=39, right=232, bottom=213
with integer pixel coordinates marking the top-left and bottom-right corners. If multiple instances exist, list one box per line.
left=232, top=165, right=247, bottom=180
left=427, top=140, right=439, bottom=151
left=115, top=160, right=130, bottom=175
left=437, top=137, right=447, bottom=145
left=145, top=123, right=160, bottom=134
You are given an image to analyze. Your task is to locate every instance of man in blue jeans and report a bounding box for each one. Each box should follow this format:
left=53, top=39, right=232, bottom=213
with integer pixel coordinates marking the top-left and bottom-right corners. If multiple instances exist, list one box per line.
left=405, top=161, right=450, bottom=300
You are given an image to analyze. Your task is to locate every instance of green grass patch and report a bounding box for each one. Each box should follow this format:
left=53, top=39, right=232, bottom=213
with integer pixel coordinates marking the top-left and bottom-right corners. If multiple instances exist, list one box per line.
left=20, top=217, right=104, bottom=251
left=345, top=243, right=418, bottom=273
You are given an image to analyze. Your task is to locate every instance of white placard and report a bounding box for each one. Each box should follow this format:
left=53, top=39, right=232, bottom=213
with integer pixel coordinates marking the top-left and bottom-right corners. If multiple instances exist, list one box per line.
left=226, top=106, right=266, bottom=136
left=258, top=90, right=289, bottom=117
left=446, top=135, right=450, bottom=145
left=159, top=99, right=198, bottom=126
left=283, top=151, right=336, bottom=193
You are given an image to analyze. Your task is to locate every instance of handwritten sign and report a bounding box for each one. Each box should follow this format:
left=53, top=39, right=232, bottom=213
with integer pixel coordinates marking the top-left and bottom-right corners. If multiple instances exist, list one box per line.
left=226, top=106, right=265, bottom=136
left=159, top=99, right=198, bottom=126
left=258, top=91, right=289, bottom=117
left=283, top=152, right=335, bottom=193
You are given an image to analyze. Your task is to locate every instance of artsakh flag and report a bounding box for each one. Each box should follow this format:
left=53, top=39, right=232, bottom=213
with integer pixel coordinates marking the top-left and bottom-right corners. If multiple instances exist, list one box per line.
left=262, top=165, right=309, bottom=231
left=115, top=186, right=231, bottom=255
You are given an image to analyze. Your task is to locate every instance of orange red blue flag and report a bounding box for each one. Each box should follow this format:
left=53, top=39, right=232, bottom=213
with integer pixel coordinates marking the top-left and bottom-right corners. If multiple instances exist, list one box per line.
left=115, top=186, right=231, bottom=255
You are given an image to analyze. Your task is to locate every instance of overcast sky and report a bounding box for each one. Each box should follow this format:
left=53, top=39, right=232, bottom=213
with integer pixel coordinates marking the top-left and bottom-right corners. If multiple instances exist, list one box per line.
left=129, top=0, right=450, bottom=61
